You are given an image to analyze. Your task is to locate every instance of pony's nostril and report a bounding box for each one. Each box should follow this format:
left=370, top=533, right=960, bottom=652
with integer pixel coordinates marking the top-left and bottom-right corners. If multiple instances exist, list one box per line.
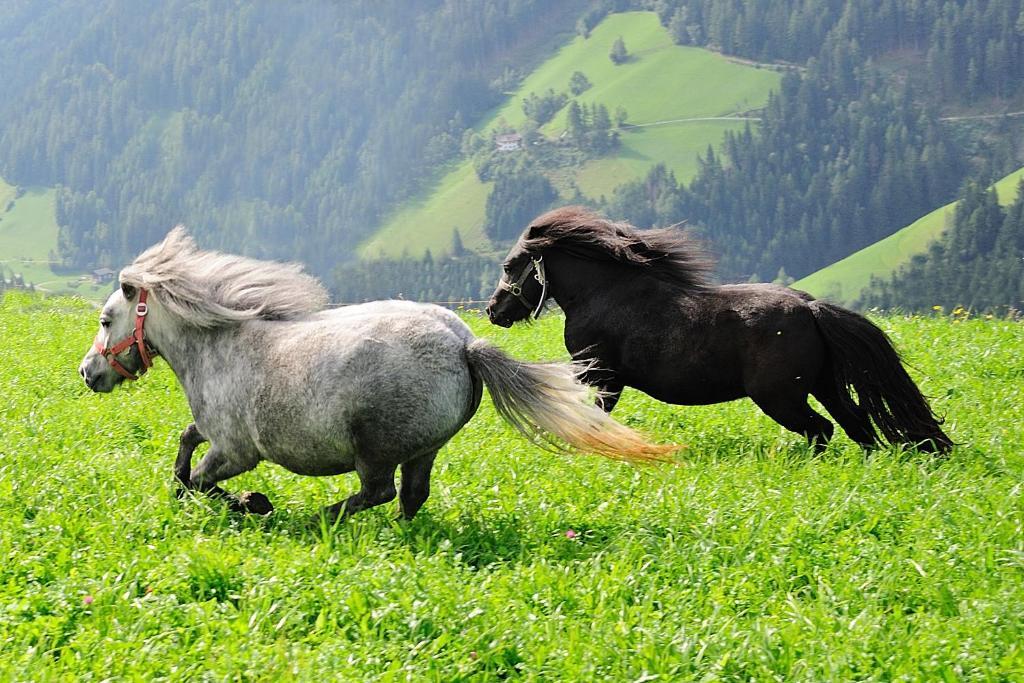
left=84, top=372, right=102, bottom=390
left=79, top=366, right=87, bottom=379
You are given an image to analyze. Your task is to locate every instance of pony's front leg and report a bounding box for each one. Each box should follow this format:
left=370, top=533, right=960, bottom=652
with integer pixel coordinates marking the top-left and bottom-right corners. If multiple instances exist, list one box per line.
left=175, top=423, right=206, bottom=488
left=189, top=446, right=273, bottom=515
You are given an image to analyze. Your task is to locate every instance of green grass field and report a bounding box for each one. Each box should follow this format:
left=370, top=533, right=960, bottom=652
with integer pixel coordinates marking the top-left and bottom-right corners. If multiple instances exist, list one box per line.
left=361, top=12, right=779, bottom=260
left=794, top=166, right=1024, bottom=303
left=0, top=175, right=96, bottom=298
left=1, top=291, right=1022, bottom=679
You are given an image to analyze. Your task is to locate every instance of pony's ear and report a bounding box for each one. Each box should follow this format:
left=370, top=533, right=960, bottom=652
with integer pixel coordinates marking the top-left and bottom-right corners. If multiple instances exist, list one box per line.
left=524, top=223, right=546, bottom=243
left=121, top=282, right=137, bottom=300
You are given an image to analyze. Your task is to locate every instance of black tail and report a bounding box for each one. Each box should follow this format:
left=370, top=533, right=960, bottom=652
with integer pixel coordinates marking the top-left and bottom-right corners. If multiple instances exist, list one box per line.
left=810, top=301, right=953, bottom=453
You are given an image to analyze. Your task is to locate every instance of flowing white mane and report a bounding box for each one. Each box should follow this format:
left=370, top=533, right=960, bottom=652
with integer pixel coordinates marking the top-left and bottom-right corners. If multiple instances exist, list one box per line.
left=119, top=226, right=329, bottom=328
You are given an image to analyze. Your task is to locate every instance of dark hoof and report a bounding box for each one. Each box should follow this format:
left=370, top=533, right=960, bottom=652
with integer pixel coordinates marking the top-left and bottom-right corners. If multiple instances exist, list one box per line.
left=235, top=491, right=274, bottom=515
left=175, top=485, right=201, bottom=501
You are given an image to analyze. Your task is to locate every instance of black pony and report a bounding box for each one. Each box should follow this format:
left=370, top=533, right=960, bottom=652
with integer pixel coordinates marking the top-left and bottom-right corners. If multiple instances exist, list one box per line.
left=485, top=207, right=953, bottom=453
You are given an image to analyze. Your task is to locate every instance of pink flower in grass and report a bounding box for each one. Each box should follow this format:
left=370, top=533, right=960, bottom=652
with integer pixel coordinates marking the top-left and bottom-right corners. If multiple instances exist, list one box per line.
left=565, top=529, right=578, bottom=539
left=82, top=595, right=94, bottom=606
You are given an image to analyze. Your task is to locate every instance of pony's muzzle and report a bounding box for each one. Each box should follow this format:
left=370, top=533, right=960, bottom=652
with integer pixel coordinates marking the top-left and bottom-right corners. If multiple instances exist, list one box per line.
left=79, top=361, right=100, bottom=391
left=485, top=301, right=514, bottom=328
left=79, top=352, right=114, bottom=392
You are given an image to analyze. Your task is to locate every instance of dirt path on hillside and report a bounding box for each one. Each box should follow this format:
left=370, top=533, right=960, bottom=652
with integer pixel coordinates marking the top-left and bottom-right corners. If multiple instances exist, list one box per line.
left=619, top=115, right=761, bottom=130
left=706, top=49, right=806, bottom=72
left=620, top=109, right=1024, bottom=131
left=939, top=110, right=1024, bottom=121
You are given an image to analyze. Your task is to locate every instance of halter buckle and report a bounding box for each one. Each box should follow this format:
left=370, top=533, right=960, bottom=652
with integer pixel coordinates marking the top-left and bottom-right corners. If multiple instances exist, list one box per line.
left=136, top=302, right=148, bottom=316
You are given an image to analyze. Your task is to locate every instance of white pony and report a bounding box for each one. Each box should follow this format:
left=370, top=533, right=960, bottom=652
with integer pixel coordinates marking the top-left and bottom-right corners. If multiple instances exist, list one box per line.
left=79, top=228, right=672, bottom=519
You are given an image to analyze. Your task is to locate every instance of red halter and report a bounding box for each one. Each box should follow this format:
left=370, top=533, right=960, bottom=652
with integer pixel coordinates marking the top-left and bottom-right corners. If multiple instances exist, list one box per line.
left=93, top=288, right=157, bottom=381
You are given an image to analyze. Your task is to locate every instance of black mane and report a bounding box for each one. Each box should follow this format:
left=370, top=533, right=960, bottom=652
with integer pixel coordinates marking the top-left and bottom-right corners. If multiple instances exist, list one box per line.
left=520, top=206, right=714, bottom=292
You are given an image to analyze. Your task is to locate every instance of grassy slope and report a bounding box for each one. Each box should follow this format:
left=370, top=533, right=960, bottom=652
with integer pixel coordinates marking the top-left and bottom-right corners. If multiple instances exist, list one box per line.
left=361, top=12, right=779, bottom=259
left=358, top=162, right=491, bottom=261
left=794, top=166, right=1024, bottom=303
left=0, top=175, right=96, bottom=297
left=2, top=291, right=1022, bottom=679
left=576, top=120, right=746, bottom=199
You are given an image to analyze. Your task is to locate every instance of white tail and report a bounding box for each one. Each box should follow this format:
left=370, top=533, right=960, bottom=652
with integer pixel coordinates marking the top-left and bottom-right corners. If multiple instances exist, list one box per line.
left=464, top=339, right=677, bottom=463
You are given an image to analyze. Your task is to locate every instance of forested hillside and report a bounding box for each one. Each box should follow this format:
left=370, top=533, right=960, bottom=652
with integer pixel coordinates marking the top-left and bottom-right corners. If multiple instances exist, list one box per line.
left=649, top=0, right=1023, bottom=96
left=0, top=0, right=581, bottom=275
left=359, top=12, right=780, bottom=262
left=609, top=74, right=964, bottom=281
left=607, top=0, right=1024, bottom=283
left=792, top=166, right=1024, bottom=303
left=2, top=1, right=1023, bottom=308
left=340, top=0, right=1024, bottom=303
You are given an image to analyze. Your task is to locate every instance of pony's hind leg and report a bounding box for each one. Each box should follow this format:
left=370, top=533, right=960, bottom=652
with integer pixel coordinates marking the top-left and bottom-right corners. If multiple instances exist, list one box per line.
left=189, top=446, right=272, bottom=514
left=575, top=362, right=623, bottom=413
left=596, top=383, right=624, bottom=413
left=324, top=461, right=397, bottom=521
left=398, top=450, right=438, bottom=520
left=750, top=392, right=834, bottom=452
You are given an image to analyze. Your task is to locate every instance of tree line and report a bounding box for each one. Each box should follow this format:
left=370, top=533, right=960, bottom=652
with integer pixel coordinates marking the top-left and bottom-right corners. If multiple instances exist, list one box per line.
left=608, top=67, right=965, bottom=281
left=334, top=251, right=500, bottom=305
left=649, top=0, right=1024, bottom=103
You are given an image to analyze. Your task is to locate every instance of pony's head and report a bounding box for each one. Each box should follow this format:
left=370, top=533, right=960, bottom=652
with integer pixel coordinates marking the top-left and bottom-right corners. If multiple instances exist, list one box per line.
left=79, top=281, right=158, bottom=392
left=487, top=206, right=713, bottom=327
left=79, top=225, right=329, bottom=391
left=486, top=239, right=549, bottom=328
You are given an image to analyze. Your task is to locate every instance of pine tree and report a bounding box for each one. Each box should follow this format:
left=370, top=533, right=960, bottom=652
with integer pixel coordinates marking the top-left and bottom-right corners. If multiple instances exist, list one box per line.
left=450, top=228, right=465, bottom=257
left=568, top=71, right=591, bottom=96
left=566, top=101, right=586, bottom=144
left=609, top=36, right=628, bottom=64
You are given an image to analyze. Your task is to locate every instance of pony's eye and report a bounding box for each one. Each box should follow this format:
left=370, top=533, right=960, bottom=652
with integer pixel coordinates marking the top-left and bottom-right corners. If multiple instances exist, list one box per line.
left=100, top=319, right=111, bottom=328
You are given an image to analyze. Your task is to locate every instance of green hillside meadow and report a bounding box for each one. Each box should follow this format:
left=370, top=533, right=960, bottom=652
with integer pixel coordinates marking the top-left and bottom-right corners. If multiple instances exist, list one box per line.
left=1, top=291, right=1022, bottom=679
left=0, top=175, right=94, bottom=297
left=360, top=12, right=780, bottom=260
left=794, top=166, right=1024, bottom=303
